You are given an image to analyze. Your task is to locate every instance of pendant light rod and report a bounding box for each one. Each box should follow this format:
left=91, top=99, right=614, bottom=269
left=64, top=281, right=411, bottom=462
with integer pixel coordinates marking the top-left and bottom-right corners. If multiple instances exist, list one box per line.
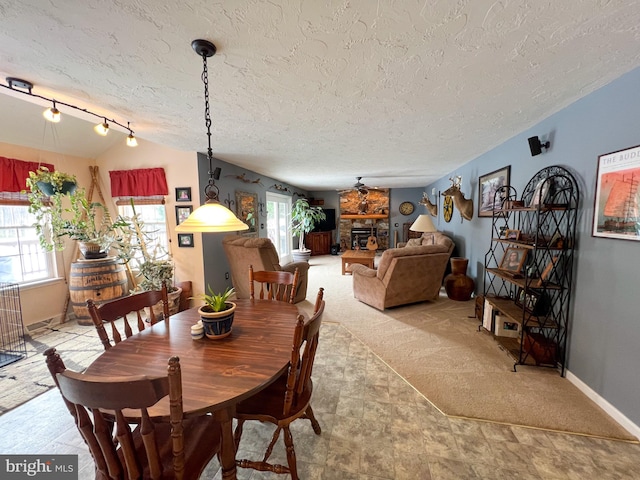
left=175, top=39, right=248, bottom=233
left=192, top=39, right=219, bottom=202
left=2, top=76, right=137, bottom=144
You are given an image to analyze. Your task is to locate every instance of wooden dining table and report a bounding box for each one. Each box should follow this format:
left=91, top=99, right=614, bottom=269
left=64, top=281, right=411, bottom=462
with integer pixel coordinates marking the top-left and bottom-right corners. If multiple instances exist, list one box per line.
left=84, top=298, right=300, bottom=480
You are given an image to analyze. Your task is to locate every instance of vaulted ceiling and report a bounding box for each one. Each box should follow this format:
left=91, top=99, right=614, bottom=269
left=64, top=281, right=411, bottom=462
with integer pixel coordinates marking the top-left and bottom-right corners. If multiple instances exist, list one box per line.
left=1, top=1, right=640, bottom=191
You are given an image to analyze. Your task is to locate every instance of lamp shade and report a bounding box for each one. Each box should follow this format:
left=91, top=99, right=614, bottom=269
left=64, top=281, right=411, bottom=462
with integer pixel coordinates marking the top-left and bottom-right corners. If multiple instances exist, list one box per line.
left=175, top=200, right=249, bottom=233
left=409, top=214, right=437, bottom=233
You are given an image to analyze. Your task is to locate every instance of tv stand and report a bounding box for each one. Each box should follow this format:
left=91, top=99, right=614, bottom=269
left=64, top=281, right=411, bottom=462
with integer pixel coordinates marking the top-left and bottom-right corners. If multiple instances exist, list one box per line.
left=307, top=231, right=332, bottom=255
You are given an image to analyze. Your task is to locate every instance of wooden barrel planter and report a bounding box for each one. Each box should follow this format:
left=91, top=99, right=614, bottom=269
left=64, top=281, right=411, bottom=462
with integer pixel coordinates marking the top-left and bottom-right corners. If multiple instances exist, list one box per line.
left=69, top=257, right=128, bottom=325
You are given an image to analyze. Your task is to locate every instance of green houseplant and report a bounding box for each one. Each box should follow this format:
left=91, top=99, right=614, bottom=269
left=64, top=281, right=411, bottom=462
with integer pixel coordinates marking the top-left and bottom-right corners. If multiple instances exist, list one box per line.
left=112, top=201, right=175, bottom=290
left=291, top=198, right=326, bottom=261
left=192, top=286, right=236, bottom=339
left=26, top=168, right=114, bottom=257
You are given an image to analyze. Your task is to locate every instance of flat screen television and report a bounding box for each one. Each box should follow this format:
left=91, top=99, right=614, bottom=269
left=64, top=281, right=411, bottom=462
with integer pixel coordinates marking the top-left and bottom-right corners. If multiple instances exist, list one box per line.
left=313, top=208, right=336, bottom=232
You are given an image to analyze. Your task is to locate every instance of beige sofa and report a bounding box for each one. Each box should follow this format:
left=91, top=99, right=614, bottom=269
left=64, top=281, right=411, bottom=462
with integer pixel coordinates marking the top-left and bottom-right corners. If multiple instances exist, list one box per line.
left=222, top=236, right=309, bottom=303
left=350, top=232, right=454, bottom=310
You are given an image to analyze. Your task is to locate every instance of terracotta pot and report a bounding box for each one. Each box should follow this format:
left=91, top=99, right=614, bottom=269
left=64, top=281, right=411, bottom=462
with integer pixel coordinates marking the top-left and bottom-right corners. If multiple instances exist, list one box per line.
left=444, top=257, right=475, bottom=301
left=199, top=302, right=236, bottom=339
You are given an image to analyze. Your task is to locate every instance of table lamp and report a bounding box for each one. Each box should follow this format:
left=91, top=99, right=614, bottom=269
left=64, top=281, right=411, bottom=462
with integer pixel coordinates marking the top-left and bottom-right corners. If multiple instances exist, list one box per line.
left=409, top=214, right=437, bottom=233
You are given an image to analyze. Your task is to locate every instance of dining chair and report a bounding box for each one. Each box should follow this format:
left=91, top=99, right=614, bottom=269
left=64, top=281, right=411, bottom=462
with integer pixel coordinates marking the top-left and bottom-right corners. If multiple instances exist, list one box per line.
left=249, top=264, right=299, bottom=304
left=44, top=348, right=222, bottom=480
left=233, top=294, right=325, bottom=480
left=313, top=287, right=324, bottom=314
left=88, top=282, right=169, bottom=351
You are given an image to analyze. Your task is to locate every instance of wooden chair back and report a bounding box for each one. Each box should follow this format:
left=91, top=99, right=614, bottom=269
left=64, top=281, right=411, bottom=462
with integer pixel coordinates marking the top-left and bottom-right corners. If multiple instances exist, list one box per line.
left=285, top=299, right=324, bottom=415
left=44, top=348, right=221, bottom=480
left=313, top=287, right=324, bottom=314
left=88, top=283, right=169, bottom=351
left=234, top=296, right=325, bottom=479
left=249, top=265, right=299, bottom=304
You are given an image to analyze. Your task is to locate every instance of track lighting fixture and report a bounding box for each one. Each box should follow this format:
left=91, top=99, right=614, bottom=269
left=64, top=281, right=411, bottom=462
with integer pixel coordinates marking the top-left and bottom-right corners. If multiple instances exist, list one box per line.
left=528, top=136, right=550, bottom=156
left=175, top=39, right=248, bottom=233
left=43, top=101, right=61, bottom=123
left=2, top=76, right=137, bottom=147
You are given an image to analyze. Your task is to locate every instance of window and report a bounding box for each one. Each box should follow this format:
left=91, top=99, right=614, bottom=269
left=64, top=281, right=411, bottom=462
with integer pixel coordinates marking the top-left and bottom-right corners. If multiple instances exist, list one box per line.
left=0, top=203, right=57, bottom=284
left=116, top=198, right=169, bottom=269
left=266, top=192, right=292, bottom=264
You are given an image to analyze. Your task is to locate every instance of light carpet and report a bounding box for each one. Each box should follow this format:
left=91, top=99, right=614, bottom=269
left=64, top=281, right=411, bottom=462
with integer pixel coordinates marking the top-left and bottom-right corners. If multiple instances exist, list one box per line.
left=298, top=254, right=636, bottom=442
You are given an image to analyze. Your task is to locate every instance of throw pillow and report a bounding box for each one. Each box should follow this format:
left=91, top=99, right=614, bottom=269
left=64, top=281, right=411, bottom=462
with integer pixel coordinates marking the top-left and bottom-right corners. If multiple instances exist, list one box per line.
left=406, top=238, right=422, bottom=247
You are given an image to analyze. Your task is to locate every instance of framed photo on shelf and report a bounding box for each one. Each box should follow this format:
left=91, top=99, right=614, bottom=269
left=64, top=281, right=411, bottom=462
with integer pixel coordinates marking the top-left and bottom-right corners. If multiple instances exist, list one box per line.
left=499, top=247, right=528, bottom=273
left=505, top=229, right=520, bottom=241
left=175, top=187, right=191, bottom=202
left=175, top=205, right=192, bottom=225
left=592, top=144, right=640, bottom=241
left=177, top=233, right=194, bottom=248
left=478, top=166, right=511, bottom=217
left=515, top=288, right=550, bottom=316
left=534, top=256, right=559, bottom=287
left=528, top=178, right=552, bottom=207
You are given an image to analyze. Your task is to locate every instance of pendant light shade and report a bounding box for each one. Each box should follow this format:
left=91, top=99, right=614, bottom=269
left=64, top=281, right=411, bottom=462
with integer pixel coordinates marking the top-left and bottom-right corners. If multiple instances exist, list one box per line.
left=175, top=200, right=249, bottom=233
left=174, top=39, right=248, bottom=233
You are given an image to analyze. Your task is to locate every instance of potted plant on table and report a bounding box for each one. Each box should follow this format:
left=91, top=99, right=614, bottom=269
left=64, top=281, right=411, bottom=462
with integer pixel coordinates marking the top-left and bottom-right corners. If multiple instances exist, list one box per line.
left=192, top=286, right=236, bottom=339
left=26, top=168, right=114, bottom=258
left=291, top=198, right=326, bottom=262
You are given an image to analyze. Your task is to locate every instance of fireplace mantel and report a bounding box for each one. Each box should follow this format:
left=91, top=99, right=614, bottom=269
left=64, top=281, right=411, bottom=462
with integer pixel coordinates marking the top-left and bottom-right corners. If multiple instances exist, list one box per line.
left=340, top=214, right=388, bottom=219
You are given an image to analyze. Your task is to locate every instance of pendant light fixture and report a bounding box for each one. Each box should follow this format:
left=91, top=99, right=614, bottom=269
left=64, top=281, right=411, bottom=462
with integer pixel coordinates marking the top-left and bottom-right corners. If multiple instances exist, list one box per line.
left=175, top=39, right=248, bottom=233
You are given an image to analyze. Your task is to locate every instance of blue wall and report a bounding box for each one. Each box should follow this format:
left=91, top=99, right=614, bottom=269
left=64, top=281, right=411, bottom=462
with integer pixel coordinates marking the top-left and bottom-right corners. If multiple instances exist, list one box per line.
left=425, top=67, right=640, bottom=427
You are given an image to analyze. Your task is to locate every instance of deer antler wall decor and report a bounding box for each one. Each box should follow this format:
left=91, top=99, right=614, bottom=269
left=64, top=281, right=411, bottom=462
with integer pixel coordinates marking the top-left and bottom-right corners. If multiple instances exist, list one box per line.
left=442, top=177, right=474, bottom=221
left=419, top=192, right=438, bottom=217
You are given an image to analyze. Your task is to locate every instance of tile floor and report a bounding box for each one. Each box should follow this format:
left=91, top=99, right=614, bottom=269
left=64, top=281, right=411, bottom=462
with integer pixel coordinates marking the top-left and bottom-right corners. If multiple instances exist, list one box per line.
left=1, top=321, right=640, bottom=479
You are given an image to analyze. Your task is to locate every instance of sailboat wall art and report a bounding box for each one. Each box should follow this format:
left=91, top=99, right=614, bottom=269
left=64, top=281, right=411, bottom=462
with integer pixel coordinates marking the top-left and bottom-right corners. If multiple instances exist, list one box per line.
left=593, top=144, right=640, bottom=241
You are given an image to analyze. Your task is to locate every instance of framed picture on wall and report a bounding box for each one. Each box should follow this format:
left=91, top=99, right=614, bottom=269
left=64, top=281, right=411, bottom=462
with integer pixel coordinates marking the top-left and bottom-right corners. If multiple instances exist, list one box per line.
left=175, top=187, right=191, bottom=202
left=478, top=166, right=510, bottom=217
left=175, top=205, right=192, bottom=225
left=177, top=233, right=194, bottom=248
left=592, top=144, right=640, bottom=241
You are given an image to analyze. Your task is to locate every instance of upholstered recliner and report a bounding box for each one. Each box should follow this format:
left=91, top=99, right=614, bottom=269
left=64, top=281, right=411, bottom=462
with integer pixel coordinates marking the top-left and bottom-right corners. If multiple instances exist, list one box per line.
left=222, top=236, right=309, bottom=303
left=351, top=232, right=454, bottom=310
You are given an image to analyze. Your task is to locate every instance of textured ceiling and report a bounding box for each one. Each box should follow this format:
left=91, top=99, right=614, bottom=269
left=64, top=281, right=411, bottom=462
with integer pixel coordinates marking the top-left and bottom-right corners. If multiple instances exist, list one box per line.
left=1, top=1, right=640, bottom=191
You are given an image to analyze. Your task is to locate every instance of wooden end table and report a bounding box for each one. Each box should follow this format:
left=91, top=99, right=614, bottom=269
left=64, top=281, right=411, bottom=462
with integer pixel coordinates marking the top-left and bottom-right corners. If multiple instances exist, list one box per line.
left=342, top=250, right=376, bottom=275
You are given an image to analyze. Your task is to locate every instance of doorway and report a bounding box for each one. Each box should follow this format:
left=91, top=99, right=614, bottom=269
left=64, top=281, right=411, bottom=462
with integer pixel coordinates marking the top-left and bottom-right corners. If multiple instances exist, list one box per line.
left=266, top=192, right=292, bottom=264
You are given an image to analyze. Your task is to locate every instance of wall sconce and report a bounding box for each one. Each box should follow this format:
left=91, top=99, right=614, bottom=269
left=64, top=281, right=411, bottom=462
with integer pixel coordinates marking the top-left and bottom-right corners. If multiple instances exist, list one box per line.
left=528, top=136, right=550, bottom=156
left=258, top=201, right=267, bottom=217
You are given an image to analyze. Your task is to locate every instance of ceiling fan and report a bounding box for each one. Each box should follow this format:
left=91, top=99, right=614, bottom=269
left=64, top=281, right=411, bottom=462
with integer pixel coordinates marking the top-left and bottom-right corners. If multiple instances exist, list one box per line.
left=338, top=177, right=383, bottom=195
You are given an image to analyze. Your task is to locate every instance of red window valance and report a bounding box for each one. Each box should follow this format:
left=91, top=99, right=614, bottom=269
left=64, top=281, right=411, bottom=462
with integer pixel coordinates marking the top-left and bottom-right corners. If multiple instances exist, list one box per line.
left=109, top=168, right=168, bottom=197
left=0, top=157, right=55, bottom=193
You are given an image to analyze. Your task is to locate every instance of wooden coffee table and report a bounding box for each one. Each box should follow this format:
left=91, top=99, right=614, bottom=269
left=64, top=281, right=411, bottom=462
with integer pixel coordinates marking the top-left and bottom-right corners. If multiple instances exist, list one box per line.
left=342, top=250, right=376, bottom=275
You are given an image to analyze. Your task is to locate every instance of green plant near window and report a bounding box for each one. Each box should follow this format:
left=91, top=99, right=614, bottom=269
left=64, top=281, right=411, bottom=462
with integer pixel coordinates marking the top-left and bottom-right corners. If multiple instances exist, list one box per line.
left=112, top=200, right=175, bottom=292
left=26, top=168, right=114, bottom=253
left=291, top=198, right=326, bottom=251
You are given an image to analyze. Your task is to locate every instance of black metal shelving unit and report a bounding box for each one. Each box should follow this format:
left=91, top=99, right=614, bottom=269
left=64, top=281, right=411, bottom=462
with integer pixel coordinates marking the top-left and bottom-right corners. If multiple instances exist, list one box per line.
left=481, top=166, right=579, bottom=375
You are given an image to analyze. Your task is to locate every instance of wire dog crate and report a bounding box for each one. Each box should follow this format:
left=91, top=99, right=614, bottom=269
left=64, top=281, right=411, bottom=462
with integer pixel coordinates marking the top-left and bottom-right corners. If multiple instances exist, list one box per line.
left=0, top=282, right=27, bottom=368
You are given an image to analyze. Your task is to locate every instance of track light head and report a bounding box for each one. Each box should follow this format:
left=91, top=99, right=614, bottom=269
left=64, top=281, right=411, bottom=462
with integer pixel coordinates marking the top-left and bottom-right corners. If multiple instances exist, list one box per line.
left=94, top=120, right=109, bottom=136
left=43, top=104, right=61, bottom=123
